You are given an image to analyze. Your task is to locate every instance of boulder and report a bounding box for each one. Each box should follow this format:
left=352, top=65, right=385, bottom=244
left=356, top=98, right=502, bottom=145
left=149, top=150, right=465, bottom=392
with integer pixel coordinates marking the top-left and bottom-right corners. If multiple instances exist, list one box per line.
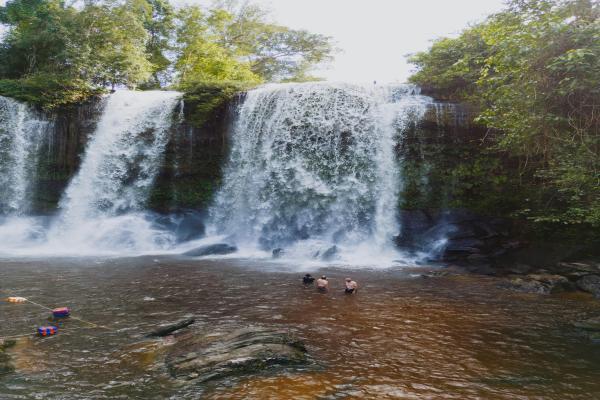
left=183, top=243, right=237, bottom=257
left=577, top=275, right=600, bottom=298
left=166, top=327, right=309, bottom=383
left=499, top=273, right=573, bottom=295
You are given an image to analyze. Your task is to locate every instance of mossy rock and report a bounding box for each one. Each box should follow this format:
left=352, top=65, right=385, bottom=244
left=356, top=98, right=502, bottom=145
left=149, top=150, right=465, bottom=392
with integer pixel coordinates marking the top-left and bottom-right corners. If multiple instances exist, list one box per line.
left=166, top=326, right=310, bottom=383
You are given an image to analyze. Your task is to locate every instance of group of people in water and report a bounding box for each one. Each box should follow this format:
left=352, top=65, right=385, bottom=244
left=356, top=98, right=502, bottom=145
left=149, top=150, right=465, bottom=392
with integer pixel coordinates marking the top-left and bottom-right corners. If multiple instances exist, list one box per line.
left=302, top=274, right=358, bottom=294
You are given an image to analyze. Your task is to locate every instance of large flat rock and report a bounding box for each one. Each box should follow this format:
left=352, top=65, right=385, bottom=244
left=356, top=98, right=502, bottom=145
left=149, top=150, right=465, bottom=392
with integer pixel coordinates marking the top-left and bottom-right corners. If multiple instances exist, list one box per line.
left=166, top=327, right=309, bottom=383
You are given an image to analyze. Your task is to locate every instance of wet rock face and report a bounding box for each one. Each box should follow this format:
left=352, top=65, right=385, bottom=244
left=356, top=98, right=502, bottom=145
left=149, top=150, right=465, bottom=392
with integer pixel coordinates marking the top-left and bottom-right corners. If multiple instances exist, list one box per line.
left=166, top=327, right=309, bottom=383
left=396, top=208, right=515, bottom=268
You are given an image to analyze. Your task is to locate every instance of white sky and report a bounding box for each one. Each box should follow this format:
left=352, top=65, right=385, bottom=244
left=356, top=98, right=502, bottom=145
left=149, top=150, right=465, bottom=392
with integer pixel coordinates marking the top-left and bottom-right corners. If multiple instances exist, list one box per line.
left=0, top=0, right=508, bottom=83
left=247, top=0, right=507, bottom=83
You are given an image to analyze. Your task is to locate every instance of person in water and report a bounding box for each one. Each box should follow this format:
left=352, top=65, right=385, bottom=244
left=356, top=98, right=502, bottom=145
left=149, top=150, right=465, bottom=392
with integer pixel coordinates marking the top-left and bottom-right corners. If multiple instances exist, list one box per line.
left=303, top=273, right=315, bottom=285
left=344, top=277, right=358, bottom=294
left=316, top=275, right=329, bottom=292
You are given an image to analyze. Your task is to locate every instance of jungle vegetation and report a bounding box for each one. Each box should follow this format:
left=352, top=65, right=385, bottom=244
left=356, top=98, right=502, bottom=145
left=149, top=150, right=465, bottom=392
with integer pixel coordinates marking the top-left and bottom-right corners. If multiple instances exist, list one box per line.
left=0, top=0, right=334, bottom=107
left=409, top=0, right=599, bottom=228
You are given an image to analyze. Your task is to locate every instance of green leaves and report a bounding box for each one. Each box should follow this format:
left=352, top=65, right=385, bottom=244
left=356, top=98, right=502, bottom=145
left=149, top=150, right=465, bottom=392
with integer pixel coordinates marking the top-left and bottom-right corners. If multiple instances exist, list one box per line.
left=174, top=2, right=334, bottom=86
left=408, top=0, right=600, bottom=227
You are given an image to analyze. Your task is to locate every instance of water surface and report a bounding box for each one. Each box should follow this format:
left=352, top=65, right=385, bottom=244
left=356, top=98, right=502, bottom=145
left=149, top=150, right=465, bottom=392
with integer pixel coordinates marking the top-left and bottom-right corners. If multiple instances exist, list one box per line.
left=1, top=258, right=599, bottom=399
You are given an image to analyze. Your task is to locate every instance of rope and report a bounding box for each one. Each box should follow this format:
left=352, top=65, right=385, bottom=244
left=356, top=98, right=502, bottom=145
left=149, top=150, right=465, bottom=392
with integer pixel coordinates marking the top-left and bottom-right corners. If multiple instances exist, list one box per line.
left=1, top=293, right=115, bottom=340
left=23, top=299, right=114, bottom=331
left=1, top=333, right=34, bottom=340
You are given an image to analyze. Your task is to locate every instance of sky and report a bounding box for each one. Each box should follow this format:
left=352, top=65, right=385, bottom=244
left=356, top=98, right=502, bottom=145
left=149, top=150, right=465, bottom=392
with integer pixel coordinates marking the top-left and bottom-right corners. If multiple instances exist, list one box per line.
left=0, top=0, right=508, bottom=83
left=244, top=0, right=507, bottom=83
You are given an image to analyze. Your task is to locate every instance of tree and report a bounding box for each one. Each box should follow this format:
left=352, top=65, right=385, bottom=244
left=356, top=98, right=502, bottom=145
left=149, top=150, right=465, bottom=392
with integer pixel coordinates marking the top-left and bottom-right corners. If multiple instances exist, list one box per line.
left=174, top=1, right=334, bottom=85
left=0, top=0, right=154, bottom=90
left=409, top=0, right=600, bottom=226
left=140, top=0, right=175, bottom=88
left=73, top=0, right=153, bottom=89
left=175, top=5, right=261, bottom=85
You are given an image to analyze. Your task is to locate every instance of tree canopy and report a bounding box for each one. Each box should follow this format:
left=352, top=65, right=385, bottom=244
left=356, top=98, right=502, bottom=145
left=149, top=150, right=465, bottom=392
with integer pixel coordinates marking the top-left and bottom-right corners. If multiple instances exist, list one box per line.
left=0, top=0, right=334, bottom=106
left=409, top=0, right=599, bottom=226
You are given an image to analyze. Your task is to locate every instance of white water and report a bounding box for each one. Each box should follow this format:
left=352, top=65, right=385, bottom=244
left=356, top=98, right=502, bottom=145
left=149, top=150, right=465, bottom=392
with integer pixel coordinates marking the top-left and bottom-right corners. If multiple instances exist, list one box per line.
left=0, top=96, right=49, bottom=214
left=0, top=85, right=434, bottom=265
left=0, top=91, right=181, bottom=256
left=208, top=82, right=431, bottom=266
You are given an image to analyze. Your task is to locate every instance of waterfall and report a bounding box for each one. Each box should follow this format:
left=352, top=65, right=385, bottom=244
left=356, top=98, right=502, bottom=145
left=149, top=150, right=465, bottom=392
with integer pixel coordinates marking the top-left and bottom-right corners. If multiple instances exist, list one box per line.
left=42, top=90, right=181, bottom=254
left=0, top=96, right=49, bottom=214
left=209, top=82, right=430, bottom=264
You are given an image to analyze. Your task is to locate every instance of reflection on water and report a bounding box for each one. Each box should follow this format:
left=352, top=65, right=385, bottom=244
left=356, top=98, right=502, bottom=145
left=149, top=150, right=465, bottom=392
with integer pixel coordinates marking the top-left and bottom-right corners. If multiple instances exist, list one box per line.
left=1, top=258, right=600, bottom=399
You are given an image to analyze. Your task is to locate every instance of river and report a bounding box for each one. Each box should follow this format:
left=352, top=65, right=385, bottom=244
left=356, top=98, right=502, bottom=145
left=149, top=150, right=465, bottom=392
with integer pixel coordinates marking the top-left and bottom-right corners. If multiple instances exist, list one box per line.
left=1, top=257, right=600, bottom=399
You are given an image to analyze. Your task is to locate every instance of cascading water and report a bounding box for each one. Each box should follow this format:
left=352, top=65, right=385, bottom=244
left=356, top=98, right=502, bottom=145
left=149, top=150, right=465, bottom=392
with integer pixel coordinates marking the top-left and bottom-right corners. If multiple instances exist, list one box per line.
left=0, top=96, right=49, bottom=214
left=0, top=90, right=182, bottom=256
left=208, top=82, right=431, bottom=265
left=45, top=90, right=182, bottom=254
left=0, top=96, right=51, bottom=250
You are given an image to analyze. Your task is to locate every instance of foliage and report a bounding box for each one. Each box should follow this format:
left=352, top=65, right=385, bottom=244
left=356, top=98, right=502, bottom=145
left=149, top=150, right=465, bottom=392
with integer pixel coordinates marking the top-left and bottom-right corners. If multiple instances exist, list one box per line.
left=174, top=1, right=334, bottom=86
left=0, top=0, right=334, bottom=107
left=409, top=0, right=600, bottom=226
left=0, top=75, right=104, bottom=109
left=141, top=0, right=176, bottom=88
left=181, top=80, right=251, bottom=127
left=175, top=6, right=262, bottom=85
left=0, top=0, right=153, bottom=91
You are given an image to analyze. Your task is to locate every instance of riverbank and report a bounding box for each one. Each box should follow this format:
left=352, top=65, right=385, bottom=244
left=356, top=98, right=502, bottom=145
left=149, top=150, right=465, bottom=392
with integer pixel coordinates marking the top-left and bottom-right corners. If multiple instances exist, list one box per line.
left=1, top=257, right=600, bottom=399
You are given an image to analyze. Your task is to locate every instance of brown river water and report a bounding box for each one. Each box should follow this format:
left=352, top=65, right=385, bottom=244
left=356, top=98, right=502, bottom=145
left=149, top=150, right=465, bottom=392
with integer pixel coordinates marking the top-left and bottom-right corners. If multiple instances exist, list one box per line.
left=1, top=257, right=600, bottom=399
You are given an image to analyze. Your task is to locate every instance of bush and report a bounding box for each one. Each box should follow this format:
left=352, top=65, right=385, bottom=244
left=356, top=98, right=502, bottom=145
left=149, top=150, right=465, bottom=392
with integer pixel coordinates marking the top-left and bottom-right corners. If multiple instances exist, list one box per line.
left=0, top=74, right=105, bottom=109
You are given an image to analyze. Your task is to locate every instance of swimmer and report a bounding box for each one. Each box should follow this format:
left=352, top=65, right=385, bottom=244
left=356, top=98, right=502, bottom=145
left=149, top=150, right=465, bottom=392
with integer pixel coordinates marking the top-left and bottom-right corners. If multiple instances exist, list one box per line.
left=316, top=275, right=329, bottom=293
left=344, top=277, right=358, bottom=294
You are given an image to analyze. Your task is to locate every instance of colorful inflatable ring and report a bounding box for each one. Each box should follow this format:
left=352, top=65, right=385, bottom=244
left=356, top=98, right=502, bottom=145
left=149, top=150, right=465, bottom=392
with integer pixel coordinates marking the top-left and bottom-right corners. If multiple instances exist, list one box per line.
left=52, top=307, right=70, bottom=317
left=38, top=326, right=58, bottom=336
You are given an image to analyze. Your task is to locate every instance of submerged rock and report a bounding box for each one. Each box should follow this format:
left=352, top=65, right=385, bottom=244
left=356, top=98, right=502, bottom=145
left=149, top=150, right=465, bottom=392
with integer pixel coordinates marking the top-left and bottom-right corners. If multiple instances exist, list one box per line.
left=321, top=245, right=338, bottom=261
left=166, top=327, right=309, bottom=383
left=175, top=212, right=206, bottom=243
left=576, top=275, right=600, bottom=298
left=499, top=273, right=573, bottom=295
left=572, top=316, right=600, bottom=331
left=0, top=339, right=15, bottom=375
left=272, top=248, right=284, bottom=258
left=183, top=243, right=237, bottom=257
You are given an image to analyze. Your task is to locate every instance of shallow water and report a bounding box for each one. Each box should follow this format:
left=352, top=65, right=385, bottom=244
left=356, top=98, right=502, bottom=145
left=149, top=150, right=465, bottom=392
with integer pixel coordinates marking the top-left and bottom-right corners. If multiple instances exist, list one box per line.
left=1, top=257, right=600, bottom=399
